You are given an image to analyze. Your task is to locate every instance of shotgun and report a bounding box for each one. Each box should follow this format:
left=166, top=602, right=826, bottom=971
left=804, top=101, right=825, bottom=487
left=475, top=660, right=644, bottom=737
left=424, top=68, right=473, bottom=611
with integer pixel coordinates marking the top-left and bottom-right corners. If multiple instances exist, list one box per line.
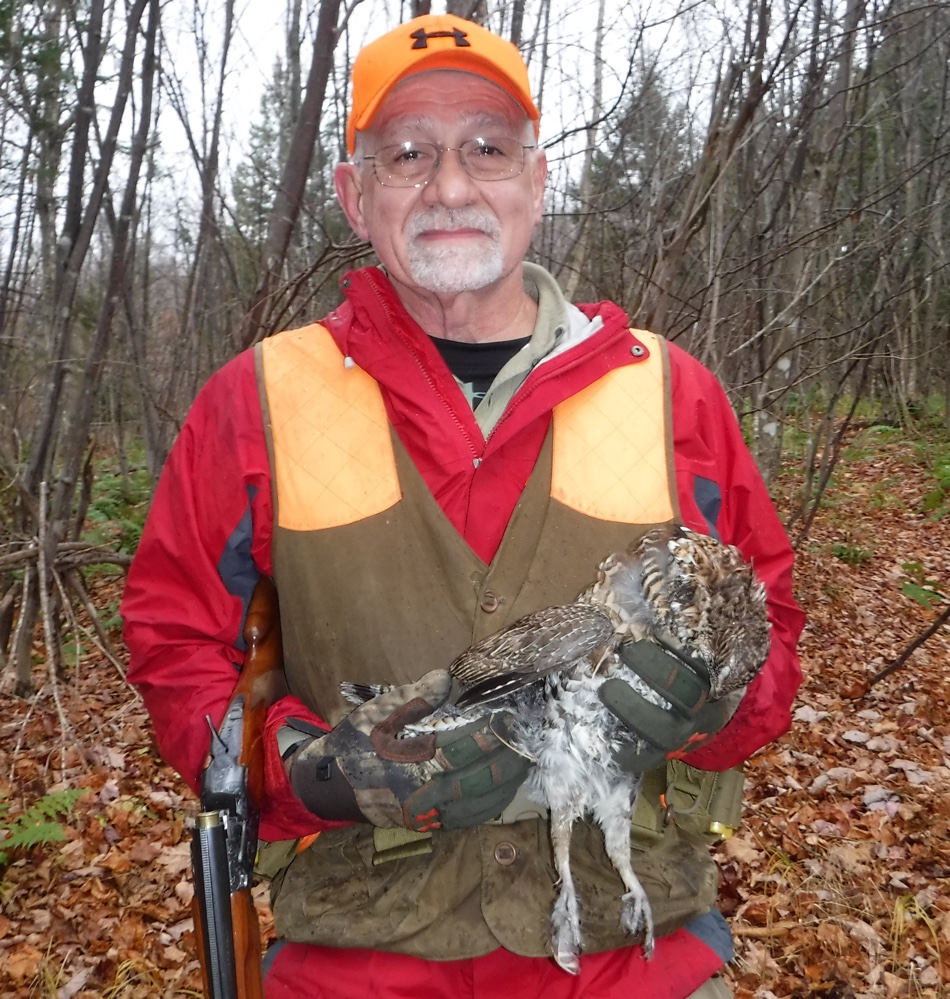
left=191, top=575, right=286, bottom=999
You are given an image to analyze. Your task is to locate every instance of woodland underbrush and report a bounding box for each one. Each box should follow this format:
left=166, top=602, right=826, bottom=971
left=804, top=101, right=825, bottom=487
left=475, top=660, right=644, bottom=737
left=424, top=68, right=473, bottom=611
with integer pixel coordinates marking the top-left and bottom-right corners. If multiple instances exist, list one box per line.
left=0, top=422, right=948, bottom=997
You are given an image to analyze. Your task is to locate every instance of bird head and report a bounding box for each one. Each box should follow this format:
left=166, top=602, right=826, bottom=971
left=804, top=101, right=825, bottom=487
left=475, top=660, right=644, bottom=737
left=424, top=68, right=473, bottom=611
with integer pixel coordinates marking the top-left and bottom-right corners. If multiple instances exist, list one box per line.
left=704, top=574, right=771, bottom=697
left=637, top=525, right=772, bottom=697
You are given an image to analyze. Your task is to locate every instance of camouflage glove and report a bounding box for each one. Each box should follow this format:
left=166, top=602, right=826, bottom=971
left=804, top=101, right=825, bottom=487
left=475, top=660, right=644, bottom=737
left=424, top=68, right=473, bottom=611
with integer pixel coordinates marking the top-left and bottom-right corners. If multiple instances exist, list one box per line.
left=284, top=670, right=530, bottom=832
left=600, top=640, right=738, bottom=772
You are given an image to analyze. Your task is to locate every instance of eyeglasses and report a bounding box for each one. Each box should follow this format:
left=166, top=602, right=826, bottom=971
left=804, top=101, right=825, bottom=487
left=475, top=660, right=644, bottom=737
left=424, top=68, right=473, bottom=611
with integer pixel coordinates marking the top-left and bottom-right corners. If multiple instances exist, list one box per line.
left=360, top=137, right=538, bottom=188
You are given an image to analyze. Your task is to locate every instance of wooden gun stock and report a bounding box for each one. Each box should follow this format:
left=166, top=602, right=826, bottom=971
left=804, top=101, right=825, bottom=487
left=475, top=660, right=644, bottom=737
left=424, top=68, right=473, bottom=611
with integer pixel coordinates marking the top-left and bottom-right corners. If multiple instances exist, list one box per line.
left=235, top=576, right=285, bottom=806
left=193, top=576, right=286, bottom=999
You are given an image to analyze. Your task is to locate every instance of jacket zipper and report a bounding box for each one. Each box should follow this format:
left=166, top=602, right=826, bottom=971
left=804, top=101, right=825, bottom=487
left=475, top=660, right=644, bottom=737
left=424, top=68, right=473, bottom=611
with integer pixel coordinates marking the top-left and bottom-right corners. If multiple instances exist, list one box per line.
left=361, top=274, right=482, bottom=464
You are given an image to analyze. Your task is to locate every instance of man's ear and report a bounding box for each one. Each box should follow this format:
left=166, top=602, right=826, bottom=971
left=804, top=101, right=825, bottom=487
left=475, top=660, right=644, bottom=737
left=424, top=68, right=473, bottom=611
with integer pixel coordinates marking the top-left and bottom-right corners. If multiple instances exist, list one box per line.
left=335, top=162, right=370, bottom=242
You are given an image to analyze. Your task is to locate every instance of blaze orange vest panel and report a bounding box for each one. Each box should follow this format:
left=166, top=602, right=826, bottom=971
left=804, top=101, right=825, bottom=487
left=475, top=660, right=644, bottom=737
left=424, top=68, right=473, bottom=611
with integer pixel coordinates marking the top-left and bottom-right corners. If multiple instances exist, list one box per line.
left=261, top=324, right=674, bottom=532
left=255, top=325, right=718, bottom=961
left=261, top=325, right=402, bottom=532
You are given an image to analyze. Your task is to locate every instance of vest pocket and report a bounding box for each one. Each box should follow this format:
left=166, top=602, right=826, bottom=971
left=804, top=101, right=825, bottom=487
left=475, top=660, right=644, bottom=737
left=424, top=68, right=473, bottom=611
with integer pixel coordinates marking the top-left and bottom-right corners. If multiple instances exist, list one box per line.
left=270, top=824, right=500, bottom=959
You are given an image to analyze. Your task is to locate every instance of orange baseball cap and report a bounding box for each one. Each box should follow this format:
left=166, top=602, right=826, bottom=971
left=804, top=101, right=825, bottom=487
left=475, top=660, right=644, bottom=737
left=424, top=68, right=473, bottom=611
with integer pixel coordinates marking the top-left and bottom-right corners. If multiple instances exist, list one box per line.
left=347, top=14, right=540, bottom=154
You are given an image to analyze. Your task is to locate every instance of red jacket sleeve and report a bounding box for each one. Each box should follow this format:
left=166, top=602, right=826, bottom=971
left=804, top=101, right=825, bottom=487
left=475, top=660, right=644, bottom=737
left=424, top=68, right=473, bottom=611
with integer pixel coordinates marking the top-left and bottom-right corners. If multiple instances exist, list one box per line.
left=121, top=350, right=336, bottom=841
left=666, top=342, right=804, bottom=770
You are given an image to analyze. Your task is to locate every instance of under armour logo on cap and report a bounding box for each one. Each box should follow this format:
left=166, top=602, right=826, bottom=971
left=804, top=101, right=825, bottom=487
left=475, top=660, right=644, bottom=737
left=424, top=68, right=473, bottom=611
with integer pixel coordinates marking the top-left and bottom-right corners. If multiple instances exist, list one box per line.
left=347, top=13, right=540, bottom=154
left=410, top=27, right=471, bottom=49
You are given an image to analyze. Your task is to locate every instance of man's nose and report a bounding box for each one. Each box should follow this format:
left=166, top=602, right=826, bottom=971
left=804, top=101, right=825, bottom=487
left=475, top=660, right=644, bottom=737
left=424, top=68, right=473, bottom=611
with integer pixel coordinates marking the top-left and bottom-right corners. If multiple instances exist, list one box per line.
left=422, top=148, right=478, bottom=205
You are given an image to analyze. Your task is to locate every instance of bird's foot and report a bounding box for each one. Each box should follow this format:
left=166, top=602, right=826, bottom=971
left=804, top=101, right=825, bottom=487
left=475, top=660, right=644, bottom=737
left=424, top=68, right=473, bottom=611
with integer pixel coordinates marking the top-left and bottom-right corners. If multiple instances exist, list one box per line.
left=619, top=887, right=646, bottom=934
left=642, top=928, right=655, bottom=959
left=553, top=945, right=581, bottom=976
left=621, top=887, right=655, bottom=957
left=550, top=891, right=583, bottom=975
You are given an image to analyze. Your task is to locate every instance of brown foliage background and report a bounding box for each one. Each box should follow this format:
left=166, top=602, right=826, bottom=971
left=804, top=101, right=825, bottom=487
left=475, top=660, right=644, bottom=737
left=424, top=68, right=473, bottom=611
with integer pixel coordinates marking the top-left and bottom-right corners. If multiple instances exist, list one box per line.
left=1, top=427, right=948, bottom=998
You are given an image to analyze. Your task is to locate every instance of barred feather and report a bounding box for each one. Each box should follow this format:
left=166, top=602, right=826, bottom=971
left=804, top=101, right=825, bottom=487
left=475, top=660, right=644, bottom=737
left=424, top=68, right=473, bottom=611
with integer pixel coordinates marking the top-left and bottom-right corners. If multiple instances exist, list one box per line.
left=342, top=524, right=771, bottom=973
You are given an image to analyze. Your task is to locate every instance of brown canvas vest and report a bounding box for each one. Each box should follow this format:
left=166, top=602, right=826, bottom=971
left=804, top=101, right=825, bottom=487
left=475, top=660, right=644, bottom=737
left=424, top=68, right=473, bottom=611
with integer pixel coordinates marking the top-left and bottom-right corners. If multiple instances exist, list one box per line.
left=255, top=324, right=723, bottom=960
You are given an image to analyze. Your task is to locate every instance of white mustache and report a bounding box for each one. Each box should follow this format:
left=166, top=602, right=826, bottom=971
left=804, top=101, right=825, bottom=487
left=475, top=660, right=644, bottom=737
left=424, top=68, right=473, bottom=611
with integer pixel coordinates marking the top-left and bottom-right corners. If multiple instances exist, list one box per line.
left=406, top=208, right=501, bottom=241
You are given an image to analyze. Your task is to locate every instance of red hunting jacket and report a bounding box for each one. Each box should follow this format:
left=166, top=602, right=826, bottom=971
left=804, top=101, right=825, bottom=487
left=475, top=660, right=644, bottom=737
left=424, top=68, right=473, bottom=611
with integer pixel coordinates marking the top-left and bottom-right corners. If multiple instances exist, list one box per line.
left=123, top=266, right=803, bottom=846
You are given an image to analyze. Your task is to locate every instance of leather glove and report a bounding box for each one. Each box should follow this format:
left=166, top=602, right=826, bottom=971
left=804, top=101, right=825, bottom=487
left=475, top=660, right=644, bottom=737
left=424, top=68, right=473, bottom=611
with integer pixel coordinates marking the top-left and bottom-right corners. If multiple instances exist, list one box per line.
left=284, top=670, right=530, bottom=832
left=600, top=640, right=739, bottom=772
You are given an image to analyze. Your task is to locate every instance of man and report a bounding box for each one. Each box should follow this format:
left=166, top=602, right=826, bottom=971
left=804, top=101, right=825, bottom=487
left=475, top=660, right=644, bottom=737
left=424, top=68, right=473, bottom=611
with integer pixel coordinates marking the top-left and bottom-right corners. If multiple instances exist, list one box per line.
left=122, top=13, right=803, bottom=999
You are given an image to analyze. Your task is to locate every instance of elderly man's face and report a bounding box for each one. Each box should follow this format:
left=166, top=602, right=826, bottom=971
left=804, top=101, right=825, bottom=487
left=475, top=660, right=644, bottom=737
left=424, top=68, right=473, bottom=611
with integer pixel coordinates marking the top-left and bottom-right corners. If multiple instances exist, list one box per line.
left=336, top=71, right=546, bottom=300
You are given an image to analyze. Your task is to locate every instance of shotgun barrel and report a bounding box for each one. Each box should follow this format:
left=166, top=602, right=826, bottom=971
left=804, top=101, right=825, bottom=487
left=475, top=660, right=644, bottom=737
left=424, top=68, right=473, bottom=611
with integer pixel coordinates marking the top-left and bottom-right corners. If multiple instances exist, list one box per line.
left=192, top=810, right=238, bottom=998
left=192, top=576, right=285, bottom=999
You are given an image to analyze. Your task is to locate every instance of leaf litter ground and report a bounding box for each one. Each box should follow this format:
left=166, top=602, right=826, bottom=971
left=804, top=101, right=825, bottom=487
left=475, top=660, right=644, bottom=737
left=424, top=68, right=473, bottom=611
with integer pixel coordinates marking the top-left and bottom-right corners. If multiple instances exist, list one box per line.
left=1, top=427, right=948, bottom=998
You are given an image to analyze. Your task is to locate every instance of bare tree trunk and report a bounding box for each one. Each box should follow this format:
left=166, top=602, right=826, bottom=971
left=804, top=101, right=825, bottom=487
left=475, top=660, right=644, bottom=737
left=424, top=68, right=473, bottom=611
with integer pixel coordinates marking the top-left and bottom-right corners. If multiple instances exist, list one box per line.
left=558, top=0, right=605, bottom=303
left=51, top=0, right=159, bottom=534
left=162, top=0, right=236, bottom=415
left=32, top=1, right=69, bottom=296
left=446, top=0, right=487, bottom=22
left=286, top=0, right=303, bottom=126
left=0, top=130, right=35, bottom=340
left=12, top=571, right=39, bottom=698
left=509, top=0, right=527, bottom=47
left=11, top=0, right=154, bottom=694
left=235, top=0, right=343, bottom=349
left=23, top=0, right=147, bottom=501
left=535, top=0, right=551, bottom=119
left=123, top=140, right=169, bottom=479
left=636, top=0, right=774, bottom=334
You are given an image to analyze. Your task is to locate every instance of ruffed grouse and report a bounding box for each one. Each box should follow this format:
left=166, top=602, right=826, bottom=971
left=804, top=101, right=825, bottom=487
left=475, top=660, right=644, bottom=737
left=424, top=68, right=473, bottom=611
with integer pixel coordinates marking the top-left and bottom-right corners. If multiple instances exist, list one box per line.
left=344, top=524, right=771, bottom=973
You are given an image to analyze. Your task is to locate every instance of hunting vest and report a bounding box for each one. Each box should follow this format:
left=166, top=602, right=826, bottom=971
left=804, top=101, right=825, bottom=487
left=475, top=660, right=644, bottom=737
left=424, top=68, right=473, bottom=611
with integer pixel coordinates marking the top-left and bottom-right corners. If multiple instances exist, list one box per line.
left=255, top=323, right=730, bottom=960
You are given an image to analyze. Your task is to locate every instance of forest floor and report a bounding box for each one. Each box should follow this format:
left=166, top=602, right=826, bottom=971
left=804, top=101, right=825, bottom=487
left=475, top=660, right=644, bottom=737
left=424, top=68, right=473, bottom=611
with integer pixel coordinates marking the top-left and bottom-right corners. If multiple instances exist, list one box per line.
left=1, top=424, right=949, bottom=998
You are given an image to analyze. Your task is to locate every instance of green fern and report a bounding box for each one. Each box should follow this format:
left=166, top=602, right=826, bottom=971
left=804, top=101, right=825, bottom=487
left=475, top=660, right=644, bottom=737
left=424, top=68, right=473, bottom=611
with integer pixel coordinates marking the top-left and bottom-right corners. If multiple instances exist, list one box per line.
left=0, top=788, right=86, bottom=866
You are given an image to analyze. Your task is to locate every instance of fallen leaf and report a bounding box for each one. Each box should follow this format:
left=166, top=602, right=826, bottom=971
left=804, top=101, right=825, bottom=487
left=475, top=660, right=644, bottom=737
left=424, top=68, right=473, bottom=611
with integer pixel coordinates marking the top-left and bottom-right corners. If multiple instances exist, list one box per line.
left=57, top=965, right=92, bottom=998
left=175, top=877, right=195, bottom=907
left=167, top=915, right=194, bottom=941
left=156, top=841, right=193, bottom=875
left=98, top=778, right=121, bottom=804
left=91, top=744, right=126, bottom=769
left=826, top=766, right=856, bottom=782
left=862, top=785, right=898, bottom=806
left=794, top=705, right=829, bottom=723
left=720, top=836, right=763, bottom=864
left=127, top=838, right=163, bottom=864
left=101, top=846, right=132, bottom=873
left=827, top=844, right=870, bottom=873
left=6, top=942, right=43, bottom=983
left=840, top=918, right=884, bottom=956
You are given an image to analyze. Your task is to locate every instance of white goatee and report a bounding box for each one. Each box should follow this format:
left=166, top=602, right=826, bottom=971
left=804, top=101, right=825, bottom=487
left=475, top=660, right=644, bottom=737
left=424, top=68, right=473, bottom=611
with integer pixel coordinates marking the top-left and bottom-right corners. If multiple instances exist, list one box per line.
left=405, top=207, right=503, bottom=293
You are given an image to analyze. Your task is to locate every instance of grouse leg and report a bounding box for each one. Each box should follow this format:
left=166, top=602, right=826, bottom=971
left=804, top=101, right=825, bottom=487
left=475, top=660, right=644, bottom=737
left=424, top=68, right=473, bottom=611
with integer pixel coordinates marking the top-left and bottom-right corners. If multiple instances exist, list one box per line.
left=594, top=776, right=655, bottom=956
left=549, top=808, right=583, bottom=975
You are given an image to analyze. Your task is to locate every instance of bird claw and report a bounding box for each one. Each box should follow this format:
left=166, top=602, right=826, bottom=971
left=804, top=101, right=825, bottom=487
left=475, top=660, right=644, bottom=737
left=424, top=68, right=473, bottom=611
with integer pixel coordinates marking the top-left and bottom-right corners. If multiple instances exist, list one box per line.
left=550, top=892, right=583, bottom=975
left=553, top=948, right=581, bottom=975
left=620, top=889, right=654, bottom=956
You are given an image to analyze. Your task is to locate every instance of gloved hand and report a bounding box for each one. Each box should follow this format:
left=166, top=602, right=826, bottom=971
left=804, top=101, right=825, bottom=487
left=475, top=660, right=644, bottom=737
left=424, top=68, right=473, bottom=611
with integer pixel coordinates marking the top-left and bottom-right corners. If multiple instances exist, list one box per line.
left=600, top=640, right=739, bottom=772
left=283, top=669, right=530, bottom=832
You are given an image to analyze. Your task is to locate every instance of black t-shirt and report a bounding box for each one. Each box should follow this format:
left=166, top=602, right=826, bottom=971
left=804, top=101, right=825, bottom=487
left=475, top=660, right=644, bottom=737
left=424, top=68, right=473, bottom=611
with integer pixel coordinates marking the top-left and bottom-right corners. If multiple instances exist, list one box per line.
left=429, top=335, right=531, bottom=407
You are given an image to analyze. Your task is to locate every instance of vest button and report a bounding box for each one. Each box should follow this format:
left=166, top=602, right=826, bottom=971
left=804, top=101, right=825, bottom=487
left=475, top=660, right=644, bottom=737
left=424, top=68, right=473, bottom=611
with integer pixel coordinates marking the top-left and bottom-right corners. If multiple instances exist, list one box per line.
left=493, top=841, right=517, bottom=866
left=480, top=591, right=500, bottom=613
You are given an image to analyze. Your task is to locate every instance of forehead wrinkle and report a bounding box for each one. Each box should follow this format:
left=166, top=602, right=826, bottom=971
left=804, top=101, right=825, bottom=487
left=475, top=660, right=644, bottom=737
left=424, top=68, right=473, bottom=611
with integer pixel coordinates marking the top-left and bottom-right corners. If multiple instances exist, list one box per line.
left=370, top=108, right=527, bottom=144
